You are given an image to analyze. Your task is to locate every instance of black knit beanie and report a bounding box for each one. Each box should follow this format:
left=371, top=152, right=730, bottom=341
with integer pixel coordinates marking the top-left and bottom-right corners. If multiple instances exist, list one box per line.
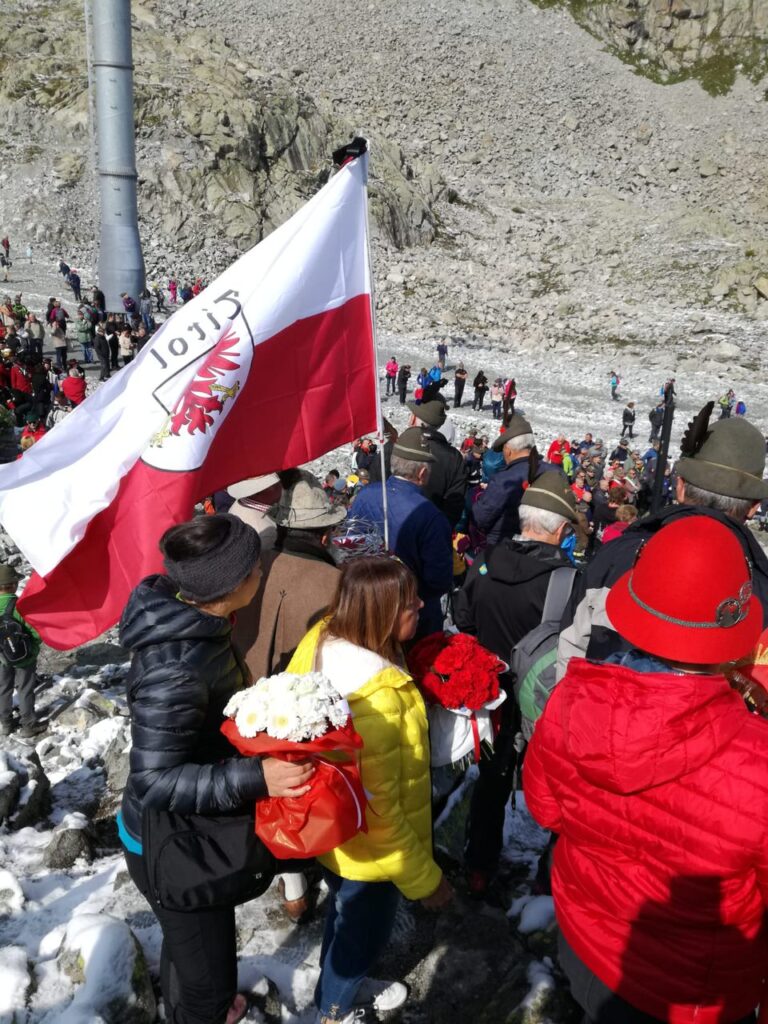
left=163, top=514, right=261, bottom=603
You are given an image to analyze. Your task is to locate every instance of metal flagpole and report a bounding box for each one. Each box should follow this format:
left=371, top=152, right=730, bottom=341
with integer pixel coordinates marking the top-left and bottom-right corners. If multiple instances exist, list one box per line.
left=360, top=142, right=389, bottom=550
left=332, top=136, right=388, bottom=548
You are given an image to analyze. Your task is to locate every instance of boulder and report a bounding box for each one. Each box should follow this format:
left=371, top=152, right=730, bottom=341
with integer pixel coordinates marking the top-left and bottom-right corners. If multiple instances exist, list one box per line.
left=58, top=914, right=156, bottom=1024
left=101, top=721, right=132, bottom=796
left=0, top=945, right=30, bottom=1020
left=709, top=339, right=741, bottom=362
left=57, top=690, right=118, bottom=731
left=2, top=751, right=51, bottom=830
left=0, top=753, right=21, bottom=824
left=44, top=826, right=94, bottom=870
left=0, top=868, right=25, bottom=917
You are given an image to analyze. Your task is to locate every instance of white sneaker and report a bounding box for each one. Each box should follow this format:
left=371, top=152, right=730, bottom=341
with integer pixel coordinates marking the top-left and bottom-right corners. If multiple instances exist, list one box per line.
left=357, top=978, right=409, bottom=1013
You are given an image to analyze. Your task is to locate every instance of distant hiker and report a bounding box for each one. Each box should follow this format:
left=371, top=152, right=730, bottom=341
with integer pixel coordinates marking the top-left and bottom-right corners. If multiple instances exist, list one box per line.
left=61, top=367, right=86, bottom=407
left=490, top=379, right=503, bottom=420
left=0, top=563, right=42, bottom=739
left=648, top=402, right=664, bottom=443
left=385, top=355, right=398, bottom=396
left=472, top=370, right=489, bottom=411
left=503, top=377, right=517, bottom=421
left=718, top=389, right=736, bottom=419
left=454, top=362, right=468, bottom=408
left=67, top=269, right=81, bottom=302
left=139, top=291, right=153, bottom=332
left=736, top=399, right=747, bottom=417
left=436, top=338, right=448, bottom=370
left=610, top=370, right=620, bottom=401
left=58, top=258, right=70, bottom=278
left=397, top=363, right=411, bottom=404
left=94, top=325, right=111, bottom=381
left=621, top=401, right=635, bottom=439
left=168, top=276, right=178, bottom=304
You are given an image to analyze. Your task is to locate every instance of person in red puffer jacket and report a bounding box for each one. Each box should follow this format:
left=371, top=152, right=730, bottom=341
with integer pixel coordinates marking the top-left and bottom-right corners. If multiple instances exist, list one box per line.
left=525, top=515, right=768, bottom=1024
left=61, top=367, right=86, bottom=406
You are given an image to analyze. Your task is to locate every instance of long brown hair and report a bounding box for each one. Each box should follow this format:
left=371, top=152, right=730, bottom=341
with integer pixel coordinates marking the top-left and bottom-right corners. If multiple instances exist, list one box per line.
left=324, top=556, right=418, bottom=662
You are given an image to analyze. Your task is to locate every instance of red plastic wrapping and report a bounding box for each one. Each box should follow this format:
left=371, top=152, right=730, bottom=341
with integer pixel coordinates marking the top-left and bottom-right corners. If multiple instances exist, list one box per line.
left=220, top=718, right=367, bottom=859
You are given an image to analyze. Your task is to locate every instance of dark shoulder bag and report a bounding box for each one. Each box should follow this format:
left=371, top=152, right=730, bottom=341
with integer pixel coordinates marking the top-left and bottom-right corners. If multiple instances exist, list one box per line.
left=142, top=805, right=275, bottom=912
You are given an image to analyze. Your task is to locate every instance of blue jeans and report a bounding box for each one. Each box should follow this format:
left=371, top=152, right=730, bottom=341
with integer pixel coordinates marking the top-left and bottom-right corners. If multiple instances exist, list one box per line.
left=315, top=869, right=401, bottom=1020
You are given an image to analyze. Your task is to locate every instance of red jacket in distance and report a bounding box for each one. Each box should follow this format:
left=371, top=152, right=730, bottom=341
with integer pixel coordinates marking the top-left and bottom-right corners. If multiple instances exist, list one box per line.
left=10, top=364, right=32, bottom=394
left=524, top=657, right=768, bottom=1024
left=546, top=439, right=569, bottom=465
left=21, top=424, right=47, bottom=443
left=61, top=375, right=86, bottom=406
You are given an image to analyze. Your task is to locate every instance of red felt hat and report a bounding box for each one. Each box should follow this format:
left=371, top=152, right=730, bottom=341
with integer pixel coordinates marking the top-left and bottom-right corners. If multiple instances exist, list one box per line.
left=606, top=517, right=761, bottom=665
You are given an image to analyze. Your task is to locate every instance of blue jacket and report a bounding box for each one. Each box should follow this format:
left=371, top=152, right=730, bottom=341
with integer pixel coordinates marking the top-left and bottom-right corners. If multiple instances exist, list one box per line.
left=473, top=456, right=559, bottom=544
left=351, top=476, right=453, bottom=636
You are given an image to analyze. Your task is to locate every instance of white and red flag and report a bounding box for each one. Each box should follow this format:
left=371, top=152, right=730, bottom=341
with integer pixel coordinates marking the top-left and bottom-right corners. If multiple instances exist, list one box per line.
left=0, top=152, right=377, bottom=648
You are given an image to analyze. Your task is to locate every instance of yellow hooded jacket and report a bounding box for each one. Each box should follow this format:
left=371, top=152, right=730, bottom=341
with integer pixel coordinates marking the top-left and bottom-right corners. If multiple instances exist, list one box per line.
left=287, top=621, right=441, bottom=901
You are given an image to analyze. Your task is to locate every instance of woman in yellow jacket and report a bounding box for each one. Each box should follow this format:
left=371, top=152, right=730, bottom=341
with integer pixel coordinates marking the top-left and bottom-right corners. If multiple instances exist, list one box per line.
left=288, top=556, right=452, bottom=1024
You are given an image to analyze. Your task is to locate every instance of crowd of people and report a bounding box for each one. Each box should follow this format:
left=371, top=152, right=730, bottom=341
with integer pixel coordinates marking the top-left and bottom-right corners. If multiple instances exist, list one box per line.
left=3, top=288, right=768, bottom=1024
left=73, top=377, right=768, bottom=1024
left=0, top=284, right=165, bottom=461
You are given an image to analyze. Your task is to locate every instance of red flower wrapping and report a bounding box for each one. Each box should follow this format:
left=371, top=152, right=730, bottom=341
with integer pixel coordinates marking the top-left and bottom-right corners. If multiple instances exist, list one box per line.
left=408, top=632, right=503, bottom=710
left=221, top=718, right=367, bottom=860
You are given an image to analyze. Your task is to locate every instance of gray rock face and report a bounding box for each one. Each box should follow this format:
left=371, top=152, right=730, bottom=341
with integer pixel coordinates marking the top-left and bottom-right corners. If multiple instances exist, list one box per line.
left=43, top=826, right=94, bottom=869
left=58, top=915, right=156, bottom=1024
left=0, top=5, right=435, bottom=273
left=546, top=0, right=768, bottom=89
left=0, top=756, right=21, bottom=825
left=0, top=750, right=51, bottom=830
left=101, top=721, right=132, bottom=797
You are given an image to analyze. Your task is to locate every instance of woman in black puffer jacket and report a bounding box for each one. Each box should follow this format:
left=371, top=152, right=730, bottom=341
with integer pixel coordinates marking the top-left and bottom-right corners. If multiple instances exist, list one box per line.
left=118, top=514, right=314, bottom=1024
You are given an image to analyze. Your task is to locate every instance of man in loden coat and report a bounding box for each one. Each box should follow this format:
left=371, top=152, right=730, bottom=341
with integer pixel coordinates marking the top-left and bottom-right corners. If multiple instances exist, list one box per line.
left=232, top=469, right=345, bottom=923
left=233, top=470, right=344, bottom=682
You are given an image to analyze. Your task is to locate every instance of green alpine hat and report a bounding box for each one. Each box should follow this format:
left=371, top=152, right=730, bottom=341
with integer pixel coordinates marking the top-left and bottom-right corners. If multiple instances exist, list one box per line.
left=407, top=399, right=446, bottom=427
left=392, top=427, right=435, bottom=462
left=492, top=414, right=533, bottom=452
left=677, top=415, right=768, bottom=500
left=0, top=564, right=20, bottom=587
left=521, top=471, right=579, bottom=524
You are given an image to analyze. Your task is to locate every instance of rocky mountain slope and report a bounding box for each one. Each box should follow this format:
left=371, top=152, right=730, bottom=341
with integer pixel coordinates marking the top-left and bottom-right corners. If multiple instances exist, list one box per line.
left=0, top=0, right=437, bottom=273
left=2, top=0, right=768, bottom=410
left=539, top=0, right=768, bottom=88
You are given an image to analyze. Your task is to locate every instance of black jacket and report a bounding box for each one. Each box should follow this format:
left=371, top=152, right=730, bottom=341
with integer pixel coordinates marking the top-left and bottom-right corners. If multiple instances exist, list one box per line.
left=622, top=407, right=635, bottom=425
left=397, top=366, right=411, bottom=388
left=558, top=505, right=768, bottom=674
left=119, top=575, right=266, bottom=843
left=420, top=427, right=468, bottom=528
left=455, top=539, right=571, bottom=668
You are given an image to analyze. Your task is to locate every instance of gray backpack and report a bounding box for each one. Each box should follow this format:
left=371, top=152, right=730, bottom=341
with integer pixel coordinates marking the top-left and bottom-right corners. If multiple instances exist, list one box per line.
left=511, top=567, right=576, bottom=739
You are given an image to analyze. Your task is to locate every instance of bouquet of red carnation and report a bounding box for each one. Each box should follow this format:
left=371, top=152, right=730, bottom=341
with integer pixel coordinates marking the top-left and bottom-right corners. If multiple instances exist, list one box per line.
left=407, top=632, right=506, bottom=767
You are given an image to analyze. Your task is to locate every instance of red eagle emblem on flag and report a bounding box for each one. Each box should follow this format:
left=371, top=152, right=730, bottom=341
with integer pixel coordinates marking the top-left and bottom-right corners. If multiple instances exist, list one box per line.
left=169, top=325, right=242, bottom=436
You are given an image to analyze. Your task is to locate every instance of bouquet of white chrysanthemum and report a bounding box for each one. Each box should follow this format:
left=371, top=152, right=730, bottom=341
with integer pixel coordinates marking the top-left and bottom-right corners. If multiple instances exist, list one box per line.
left=223, top=671, right=350, bottom=743
left=221, top=671, right=366, bottom=859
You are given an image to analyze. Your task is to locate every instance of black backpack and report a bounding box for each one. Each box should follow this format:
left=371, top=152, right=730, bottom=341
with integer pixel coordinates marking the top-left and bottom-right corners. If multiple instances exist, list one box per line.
left=0, top=597, right=31, bottom=665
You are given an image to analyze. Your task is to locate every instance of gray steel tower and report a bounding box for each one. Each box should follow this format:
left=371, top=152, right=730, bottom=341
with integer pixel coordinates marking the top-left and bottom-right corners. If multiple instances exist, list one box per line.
left=91, top=0, right=145, bottom=312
